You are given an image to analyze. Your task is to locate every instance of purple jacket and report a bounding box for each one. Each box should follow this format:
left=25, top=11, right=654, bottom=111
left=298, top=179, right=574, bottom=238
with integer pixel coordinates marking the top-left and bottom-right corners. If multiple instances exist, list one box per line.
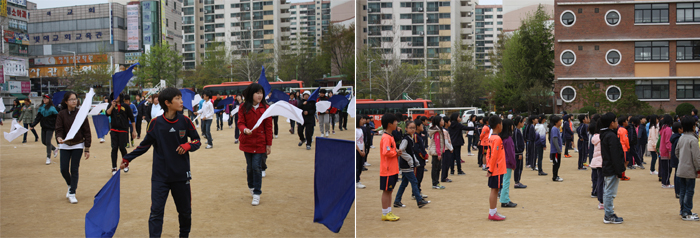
left=503, top=136, right=516, bottom=169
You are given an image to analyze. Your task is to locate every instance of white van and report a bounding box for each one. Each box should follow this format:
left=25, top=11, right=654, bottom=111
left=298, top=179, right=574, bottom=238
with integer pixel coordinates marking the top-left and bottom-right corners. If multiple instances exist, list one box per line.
left=461, top=108, right=485, bottom=122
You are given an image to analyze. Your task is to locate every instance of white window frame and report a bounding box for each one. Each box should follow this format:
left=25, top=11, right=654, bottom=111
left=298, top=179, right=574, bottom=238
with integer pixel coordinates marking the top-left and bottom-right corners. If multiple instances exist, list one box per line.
left=605, top=9, right=621, bottom=26
left=560, top=10, right=576, bottom=27
left=606, top=85, right=622, bottom=102
left=560, top=50, right=576, bottom=66
left=560, top=86, right=577, bottom=103
left=605, top=49, right=622, bottom=66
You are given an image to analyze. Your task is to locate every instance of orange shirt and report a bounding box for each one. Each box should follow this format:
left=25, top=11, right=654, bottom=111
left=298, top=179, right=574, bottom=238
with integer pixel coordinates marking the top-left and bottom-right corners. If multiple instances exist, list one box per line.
left=380, top=133, right=399, bottom=176
left=617, top=127, right=629, bottom=152
left=480, top=126, right=491, bottom=146
left=487, top=134, right=507, bottom=176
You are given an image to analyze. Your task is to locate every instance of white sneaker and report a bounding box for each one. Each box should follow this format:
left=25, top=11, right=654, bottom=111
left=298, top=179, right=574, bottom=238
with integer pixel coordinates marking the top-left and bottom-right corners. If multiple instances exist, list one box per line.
left=370, top=145, right=375, bottom=149
left=205, top=145, right=213, bottom=149
left=68, top=194, right=78, bottom=204
left=124, top=166, right=129, bottom=173
left=53, top=148, right=59, bottom=158
left=262, top=171, right=266, bottom=178
left=468, top=153, right=475, bottom=156
left=651, top=171, right=658, bottom=175
left=662, top=184, right=675, bottom=189
left=229, top=125, right=233, bottom=129
left=46, top=157, right=51, bottom=165
left=249, top=188, right=255, bottom=196
left=100, top=138, right=105, bottom=143
left=325, top=132, right=329, bottom=137
left=364, top=162, right=371, bottom=166
left=66, top=186, right=71, bottom=198
left=112, top=168, right=117, bottom=175
left=274, top=135, right=278, bottom=139
left=356, top=182, right=366, bottom=189
left=574, top=149, right=579, bottom=153
left=252, top=194, right=260, bottom=206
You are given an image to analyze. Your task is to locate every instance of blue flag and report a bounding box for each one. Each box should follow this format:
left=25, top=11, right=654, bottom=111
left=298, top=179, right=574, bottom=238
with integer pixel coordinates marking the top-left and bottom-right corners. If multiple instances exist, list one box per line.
left=214, top=109, right=224, bottom=113
left=313, top=137, right=354, bottom=233
left=328, top=95, right=349, bottom=110
left=307, top=87, right=321, bottom=102
left=112, top=63, right=140, bottom=97
left=180, top=89, right=195, bottom=111
left=52, top=91, right=66, bottom=107
left=85, top=170, right=121, bottom=237
left=268, top=89, right=289, bottom=103
left=92, top=115, right=110, bottom=139
left=258, top=66, right=271, bottom=97
left=217, top=97, right=234, bottom=107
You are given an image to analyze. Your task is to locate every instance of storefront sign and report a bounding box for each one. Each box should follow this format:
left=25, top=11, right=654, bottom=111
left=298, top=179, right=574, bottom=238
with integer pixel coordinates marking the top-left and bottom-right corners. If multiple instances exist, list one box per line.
left=3, top=59, right=27, bottom=76
left=29, top=65, right=97, bottom=78
left=33, top=54, right=108, bottom=66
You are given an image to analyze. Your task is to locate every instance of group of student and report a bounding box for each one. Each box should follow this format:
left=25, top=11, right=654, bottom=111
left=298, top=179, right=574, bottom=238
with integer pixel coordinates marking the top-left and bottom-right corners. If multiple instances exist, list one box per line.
left=369, top=110, right=700, bottom=223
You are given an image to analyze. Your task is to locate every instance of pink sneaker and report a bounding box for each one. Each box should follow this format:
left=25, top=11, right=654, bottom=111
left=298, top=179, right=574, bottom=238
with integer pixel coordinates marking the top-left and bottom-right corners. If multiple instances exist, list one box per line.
left=488, top=213, right=506, bottom=221
left=598, top=203, right=604, bottom=210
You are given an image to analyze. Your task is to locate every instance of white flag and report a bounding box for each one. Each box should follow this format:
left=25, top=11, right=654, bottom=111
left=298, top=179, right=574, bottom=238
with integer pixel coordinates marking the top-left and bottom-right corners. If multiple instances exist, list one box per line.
left=4, top=119, right=29, bottom=142
left=252, top=101, right=304, bottom=131
left=88, top=103, right=109, bottom=115
left=64, top=88, right=95, bottom=141
left=0, top=97, right=5, bottom=112
left=316, top=101, right=331, bottom=113
left=192, top=94, right=202, bottom=107
left=348, top=97, right=356, bottom=118
left=332, top=80, right=342, bottom=94
left=223, top=112, right=230, bottom=122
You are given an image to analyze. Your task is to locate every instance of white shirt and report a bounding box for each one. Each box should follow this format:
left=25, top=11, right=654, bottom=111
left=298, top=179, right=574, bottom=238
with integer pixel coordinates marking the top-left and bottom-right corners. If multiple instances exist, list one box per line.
left=151, top=103, right=163, bottom=119
left=356, top=128, right=364, bottom=151
left=197, top=100, right=214, bottom=120
left=535, top=124, right=547, bottom=137
left=467, top=121, right=474, bottom=135
left=59, top=142, right=84, bottom=150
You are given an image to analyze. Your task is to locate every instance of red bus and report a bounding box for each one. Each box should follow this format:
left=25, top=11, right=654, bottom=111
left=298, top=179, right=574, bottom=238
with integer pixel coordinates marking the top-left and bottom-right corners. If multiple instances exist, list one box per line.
left=203, top=80, right=304, bottom=96
left=356, top=99, right=434, bottom=129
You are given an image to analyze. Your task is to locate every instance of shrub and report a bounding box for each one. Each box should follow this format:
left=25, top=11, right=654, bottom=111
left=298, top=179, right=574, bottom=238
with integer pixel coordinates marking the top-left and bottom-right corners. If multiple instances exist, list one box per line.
left=675, top=103, right=695, bottom=116
left=578, top=106, right=597, bottom=115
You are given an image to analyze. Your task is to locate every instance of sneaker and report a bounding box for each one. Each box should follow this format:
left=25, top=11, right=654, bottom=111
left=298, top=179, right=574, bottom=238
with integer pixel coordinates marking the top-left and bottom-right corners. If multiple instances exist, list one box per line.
left=124, top=166, right=129, bottom=173
left=356, top=182, right=366, bottom=189
left=230, top=125, right=233, bottom=129
left=468, top=153, right=475, bottom=156
left=66, top=186, right=71, bottom=198
left=651, top=171, right=658, bottom=175
left=432, top=185, right=445, bottom=189
left=332, top=131, right=336, bottom=134
left=501, top=201, right=518, bottom=208
left=393, top=202, right=406, bottom=208
left=235, top=139, right=239, bottom=144
left=578, top=167, right=588, bottom=170
left=306, top=145, right=311, bottom=150
left=100, top=138, right=105, bottom=143
left=339, top=128, right=343, bottom=131
left=325, top=132, right=329, bottom=137
left=682, top=214, right=699, bottom=221
left=627, top=166, right=635, bottom=170
left=362, top=167, right=368, bottom=171
left=205, top=145, right=213, bottom=149
left=442, top=178, right=452, bottom=183
left=364, top=162, right=371, bottom=166
left=676, top=194, right=681, bottom=199
left=381, top=212, right=400, bottom=221
left=274, top=135, right=278, bottom=139
left=298, top=141, right=304, bottom=146
left=458, top=171, right=466, bottom=175
left=370, top=145, right=375, bottom=149
left=46, top=157, right=51, bottom=165
left=553, top=177, right=564, bottom=182
left=68, top=194, right=78, bottom=204
left=574, top=149, right=579, bottom=153
left=422, top=194, right=428, bottom=198
left=583, top=163, right=589, bottom=167
left=514, top=183, right=527, bottom=189
left=262, top=171, right=266, bottom=178
left=53, top=147, right=59, bottom=158
left=591, top=193, right=597, bottom=198
left=417, top=200, right=430, bottom=208
left=526, top=165, right=531, bottom=168
left=550, top=160, right=553, bottom=163
left=460, top=159, right=465, bottom=163
left=662, top=184, right=675, bottom=189
left=252, top=195, right=260, bottom=206
left=112, top=168, right=117, bottom=175
left=249, top=188, right=255, bottom=196
left=604, top=214, right=623, bottom=224
left=643, top=161, right=647, bottom=164
left=538, top=172, right=548, bottom=176
left=488, top=213, right=506, bottom=221
left=564, top=155, right=572, bottom=158
left=598, top=203, right=604, bottom=210
left=621, top=176, right=630, bottom=181
left=637, top=165, right=645, bottom=169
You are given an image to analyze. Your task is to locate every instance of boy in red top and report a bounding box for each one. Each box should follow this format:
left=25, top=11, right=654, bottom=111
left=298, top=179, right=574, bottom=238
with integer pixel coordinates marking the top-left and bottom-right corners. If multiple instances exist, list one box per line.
left=480, top=118, right=492, bottom=171
left=486, top=116, right=506, bottom=221
left=380, top=113, right=401, bottom=221
left=617, top=116, right=631, bottom=181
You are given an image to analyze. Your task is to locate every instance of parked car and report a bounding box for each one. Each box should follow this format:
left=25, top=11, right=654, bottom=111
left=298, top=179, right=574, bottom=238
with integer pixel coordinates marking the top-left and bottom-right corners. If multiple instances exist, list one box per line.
left=461, top=108, right=485, bottom=122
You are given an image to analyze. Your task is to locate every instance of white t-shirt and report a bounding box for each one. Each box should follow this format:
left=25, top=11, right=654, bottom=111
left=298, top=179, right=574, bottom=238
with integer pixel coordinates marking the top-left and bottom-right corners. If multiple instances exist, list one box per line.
left=59, top=142, right=84, bottom=150
left=151, top=103, right=163, bottom=119
left=355, top=128, right=364, bottom=151
left=467, top=121, right=474, bottom=135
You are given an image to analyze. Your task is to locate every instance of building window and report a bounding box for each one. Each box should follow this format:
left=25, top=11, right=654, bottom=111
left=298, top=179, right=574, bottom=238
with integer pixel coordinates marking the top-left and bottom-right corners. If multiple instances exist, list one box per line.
left=606, top=49, right=621, bottom=66
left=677, top=3, right=700, bottom=22
left=605, top=10, right=620, bottom=26
left=560, top=50, right=576, bottom=66
left=677, top=41, right=700, bottom=60
left=634, top=4, right=668, bottom=23
left=676, top=80, right=700, bottom=99
left=635, top=80, right=669, bottom=99
left=561, top=10, right=576, bottom=27
left=560, top=86, right=576, bottom=103
left=635, top=41, right=669, bottom=61
left=606, top=85, right=621, bottom=102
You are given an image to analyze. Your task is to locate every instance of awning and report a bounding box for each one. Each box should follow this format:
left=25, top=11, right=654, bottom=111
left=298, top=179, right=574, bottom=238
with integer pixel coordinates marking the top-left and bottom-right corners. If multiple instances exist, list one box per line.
left=11, top=93, right=27, bottom=99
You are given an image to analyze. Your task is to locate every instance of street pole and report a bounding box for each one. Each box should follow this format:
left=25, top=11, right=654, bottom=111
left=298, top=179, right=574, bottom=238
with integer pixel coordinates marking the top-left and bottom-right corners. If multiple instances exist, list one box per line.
left=369, top=60, right=373, bottom=99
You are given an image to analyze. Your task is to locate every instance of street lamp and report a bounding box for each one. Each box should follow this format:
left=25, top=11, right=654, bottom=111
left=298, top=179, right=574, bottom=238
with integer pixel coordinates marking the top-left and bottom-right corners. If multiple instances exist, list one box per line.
left=60, top=50, right=77, bottom=72
left=369, top=59, right=374, bottom=99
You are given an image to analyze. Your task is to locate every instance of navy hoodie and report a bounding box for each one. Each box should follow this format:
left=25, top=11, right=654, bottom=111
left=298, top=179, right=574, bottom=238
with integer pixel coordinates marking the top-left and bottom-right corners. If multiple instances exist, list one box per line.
left=670, top=132, right=681, bottom=168
left=513, top=127, right=525, bottom=155
left=124, top=114, right=201, bottom=182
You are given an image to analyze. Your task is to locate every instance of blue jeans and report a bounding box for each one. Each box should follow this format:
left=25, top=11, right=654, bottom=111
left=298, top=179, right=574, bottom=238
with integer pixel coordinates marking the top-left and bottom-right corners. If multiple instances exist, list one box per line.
left=678, top=177, right=696, bottom=216
left=467, top=135, right=474, bottom=153
left=216, top=113, right=223, bottom=129
left=604, top=175, right=619, bottom=217
left=202, top=119, right=212, bottom=145
left=500, top=168, right=513, bottom=203
left=245, top=152, right=264, bottom=195
left=394, top=171, right=422, bottom=204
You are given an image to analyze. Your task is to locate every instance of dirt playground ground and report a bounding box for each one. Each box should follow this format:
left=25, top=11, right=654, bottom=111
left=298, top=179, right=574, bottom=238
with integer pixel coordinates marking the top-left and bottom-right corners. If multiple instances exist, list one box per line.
left=1, top=116, right=354, bottom=237
left=357, top=134, right=699, bottom=237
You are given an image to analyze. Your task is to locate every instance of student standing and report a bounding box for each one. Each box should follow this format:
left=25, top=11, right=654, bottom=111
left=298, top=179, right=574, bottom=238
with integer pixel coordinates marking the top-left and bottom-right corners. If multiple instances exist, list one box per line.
left=106, top=93, right=136, bottom=174
left=448, top=112, right=470, bottom=175
left=237, top=83, right=273, bottom=206
left=31, top=95, right=59, bottom=164
left=670, top=122, right=682, bottom=195
left=659, top=115, right=674, bottom=187
left=512, top=116, right=526, bottom=188
left=121, top=87, right=201, bottom=237
left=648, top=115, right=660, bottom=175
left=428, top=116, right=446, bottom=189
left=499, top=119, right=518, bottom=208
left=486, top=116, right=506, bottom=221
left=356, top=116, right=367, bottom=189
left=317, top=89, right=331, bottom=137
left=466, top=115, right=476, bottom=156
left=288, top=93, right=298, bottom=134
left=600, top=112, right=625, bottom=224
left=233, top=95, right=242, bottom=143
left=125, top=96, right=138, bottom=147
left=440, top=117, right=454, bottom=183
left=55, top=91, right=92, bottom=204
left=550, top=116, right=564, bottom=182
left=18, top=98, right=38, bottom=143
left=535, top=115, right=548, bottom=175
left=525, top=115, right=537, bottom=169
left=479, top=117, right=491, bottom=171
left=297, top=91, right=316, bottom=150
left=577, top=115, right=590, bottom=170
left=379, top=113, right=400, bottom=221
left=563, top=115, right=574, bottom=158
left=590, top=119, right=604, bottom=210
left=393, top=121, right=431, bottom=208
left=413, top=118, right=429, bottom=199
left=674, top=116, right=700, bottom=221
left=637, top=116, right=648, bottom=169
left=616, top=116, right=631, bottom=181
left=134, top=94, right=145, bottom=139
left=194, top=91, right=214, bottom=149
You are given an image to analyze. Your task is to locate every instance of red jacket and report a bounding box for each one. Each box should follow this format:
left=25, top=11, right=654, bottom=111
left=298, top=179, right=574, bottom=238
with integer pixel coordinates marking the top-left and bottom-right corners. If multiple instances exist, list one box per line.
left=237, top=103, right=273, bottom=154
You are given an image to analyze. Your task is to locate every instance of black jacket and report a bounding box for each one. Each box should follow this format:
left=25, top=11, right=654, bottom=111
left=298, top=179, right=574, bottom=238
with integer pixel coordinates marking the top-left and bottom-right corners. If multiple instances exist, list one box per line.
left=136, top=100, right=146, bottom=122
left=31, top=105, right=58, bottom=130
left=638, top=124, right=648, bottom=144
left=448, top=121, right=473, bottom=147
left=563, top=120, right=573, bottom=141
left=299, top=99, right=316, bottom=126
left=513, top=127, right=525, bottom=155
left=106, top=103, right=134, bottom=131
left=670, top=132, right=681, bottom=168
left=627, top=125, right=637, bottom=146
left=214, top=98, right=223, bottom=115
left=398, top=134, right=418, bottom=169
left=601, top=128, right=626, bottom=177
left=577, top=123, right=589, bottom=142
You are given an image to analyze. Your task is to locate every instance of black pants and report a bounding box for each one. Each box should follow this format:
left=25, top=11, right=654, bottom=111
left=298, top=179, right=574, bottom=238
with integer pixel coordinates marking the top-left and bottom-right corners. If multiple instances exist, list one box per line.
left=22, top=123, right=38, bottom=142
left=441, top=151, right=453, bottom=182
left=450, top=146, right=463, bottom=173
left=526, top=141, right=535, bottom=167
left=150, top=180, right=191, bottom=238
left=630, top=145, right=642, bottom=166
left=564, top=140, right=572, bottom=156
left=228, top=112, right=234, bottom=126
left=415, top=165, right=425, bottom=192
left=290, top=120, right=295, bottom=132
left=592, top=168, right=604, bottom=204
left=272, top=116, right=278, bottom=136
left=515, top=154, right=523, bottom=183
left=551, top=153, right=561, bottom=180
left=339, top=112, right=348, bottom=129
left=234, top=115, right=240, bottom=140
left=577, top=140, right=588, bottom=169
left=637, top=142, right=646, bottom=163
left=536, top=145, right=544, bottom=172
left=298, top=123, right=314, bottom=146
left=216, top=112, right=223, bottom=129
left=110, top=131, right=128, bottom=168
left=41, top=128, right=56, bottom=158
left=477, top=145, right=484, bottom=167
left=60, top=149, right=82, bottom=194
left=356, top=150, right=364, bottom=182
left=660, top=159, right=671, bottom=185
left=431, top=156, right=441, bottom=186
left=135, top=117, right=143, bottom=137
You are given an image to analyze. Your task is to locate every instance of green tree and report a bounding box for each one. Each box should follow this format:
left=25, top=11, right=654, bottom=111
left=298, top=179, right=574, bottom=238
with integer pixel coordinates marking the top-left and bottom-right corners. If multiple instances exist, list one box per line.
left=69, top=54, right=112, bottom=94
left=133, top=42, right=183, bottom=87
left=451, top=40, right=486, bottom=107
left=321, top=23, right=355, bottom=82
left=276, top=32, right=329, bottom=86
left=231, top=51, right=273, bottom=82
